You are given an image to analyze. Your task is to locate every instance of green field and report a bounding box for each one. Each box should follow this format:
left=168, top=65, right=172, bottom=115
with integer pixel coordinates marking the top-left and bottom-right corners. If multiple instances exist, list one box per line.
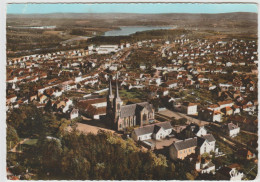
left=23, top=139, right=38, bottom=146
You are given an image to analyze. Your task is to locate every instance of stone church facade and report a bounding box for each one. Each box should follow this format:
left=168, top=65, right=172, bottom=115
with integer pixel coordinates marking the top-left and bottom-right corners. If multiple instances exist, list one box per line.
left=106, top=78, right=155, bottom=131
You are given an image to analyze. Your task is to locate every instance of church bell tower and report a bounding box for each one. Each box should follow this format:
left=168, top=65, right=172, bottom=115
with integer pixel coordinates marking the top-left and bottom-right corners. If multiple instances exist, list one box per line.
left=113, top=74, right=123, bottom=126
left=106, top=78, right=114, bottom=114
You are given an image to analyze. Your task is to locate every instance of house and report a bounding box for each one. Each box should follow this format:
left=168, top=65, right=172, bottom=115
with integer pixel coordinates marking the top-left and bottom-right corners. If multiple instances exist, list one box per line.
left=217, top=100, right=234, bottom=110
left=183, top=123, right=207, bottom=138
left=169, top=138, right=197, bottom=160
left=29, top=94, right=38, bottom=102
left=232, top=105, right=241, bottom=114
left=165, top=80, right=178, bottom=89
left=169, top=131, right=216, bottom=160
left=140, top=63, right=146, bottom=70
left=195, top=157, right=215, bottom=174
left=199, top=109, right=222, bottom=122
left=181, top=102, right=198, bottom=115
left=70, top=108, right=79, bottom=120
left=197, top=135, right=216, bottom=155
left=217, top=164, right=244, bottom=180
left=207, top=104, right=220, bottom=111
left=225, top=123, right=240, bottom=137
left=77, top=97, right=107, bottom=119
left=237, top=148, right=256, bottom=160
left=221, top=107, right=233, bottom=116
left=6, top=94, right=17, bottom=104
left=39, top=94, right=48, bottom=104
left=131, top=121, right=173, bottom=141
left=200, top=134, right=216, bottom=154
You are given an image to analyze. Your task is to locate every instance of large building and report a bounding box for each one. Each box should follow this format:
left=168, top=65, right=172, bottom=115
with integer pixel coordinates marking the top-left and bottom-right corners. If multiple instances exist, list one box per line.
left=169, top=134, right=216, bottom=160
left=106, top=78, right=155, bottom=131
left=131, top=121, right=173, bottom=141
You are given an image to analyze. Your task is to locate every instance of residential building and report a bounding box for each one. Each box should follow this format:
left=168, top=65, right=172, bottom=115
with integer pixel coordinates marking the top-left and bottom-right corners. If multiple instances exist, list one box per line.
left=169, top=138, right=197, bottom=160
left=131, top=121, right=173, bottom=141
left=225, top=123, right=240, bottom=137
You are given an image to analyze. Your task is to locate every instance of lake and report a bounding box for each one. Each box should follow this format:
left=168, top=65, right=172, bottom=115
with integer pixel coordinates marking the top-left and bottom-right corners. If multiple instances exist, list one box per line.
left=104, top=26, right=176, bottom=36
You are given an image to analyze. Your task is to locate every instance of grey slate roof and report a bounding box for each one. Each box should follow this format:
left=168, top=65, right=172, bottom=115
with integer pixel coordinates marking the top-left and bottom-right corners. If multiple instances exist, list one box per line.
left=133, top=121, right=173, bottom=136
left=197, top=137, right=206, bottom=147
left=120, top=102, right=153, bottom=118
left=202, top=134, right=216, bottom=142
left=227, top=123, right=239, bottom=131
left=207, top=161, right=215, bottom=168
left=173, top=137, right=197, bottom=150
left=120, top=104, right=137, bottom=118
left=136, top=102, right=153, bottom=112
left=153, top=125, right=162, bottom=134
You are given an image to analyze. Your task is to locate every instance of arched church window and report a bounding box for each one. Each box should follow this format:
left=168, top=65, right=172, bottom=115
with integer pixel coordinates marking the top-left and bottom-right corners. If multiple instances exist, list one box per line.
left=143, top=114, right=147, bottom=121
left=117, top=103, right=121, bottom=110
left=119, top=123, right=122, bottom=129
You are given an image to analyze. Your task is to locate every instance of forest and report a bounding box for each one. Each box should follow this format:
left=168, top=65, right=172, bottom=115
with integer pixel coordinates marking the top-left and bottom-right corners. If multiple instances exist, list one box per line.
left=6, top=104, right=204, bottom=180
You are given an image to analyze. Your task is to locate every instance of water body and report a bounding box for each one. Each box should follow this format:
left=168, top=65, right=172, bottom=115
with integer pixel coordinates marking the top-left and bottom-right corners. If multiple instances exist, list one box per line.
left=104, top=26, right=176, bottom=36
left=8, top=25, right=56, bottom=29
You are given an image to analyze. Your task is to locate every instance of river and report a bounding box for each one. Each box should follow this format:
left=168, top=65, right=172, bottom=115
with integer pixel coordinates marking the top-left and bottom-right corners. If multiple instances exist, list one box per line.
left=104, top=26, right=176, bottom=36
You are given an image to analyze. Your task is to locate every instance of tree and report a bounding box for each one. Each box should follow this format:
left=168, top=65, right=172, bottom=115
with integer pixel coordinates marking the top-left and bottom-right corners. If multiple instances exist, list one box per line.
left=6, top=124, right=19, bottom=151
left=38, top=138, right=62, bottom=174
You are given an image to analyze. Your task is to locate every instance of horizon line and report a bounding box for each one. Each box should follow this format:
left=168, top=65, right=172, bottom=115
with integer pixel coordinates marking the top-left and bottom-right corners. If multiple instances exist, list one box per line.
left=7, top=11, right=258, bottom=15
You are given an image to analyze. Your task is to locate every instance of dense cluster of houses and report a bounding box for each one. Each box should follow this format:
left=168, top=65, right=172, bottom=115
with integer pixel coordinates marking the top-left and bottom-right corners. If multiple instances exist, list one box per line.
left=6, top=36, right=257, bottom=180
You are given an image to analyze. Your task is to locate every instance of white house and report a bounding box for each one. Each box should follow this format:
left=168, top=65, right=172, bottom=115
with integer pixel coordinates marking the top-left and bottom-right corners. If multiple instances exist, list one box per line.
left=132, top=122, right=173, bottom=141
left=212, top=111, right=222, bottom=122
left=195, top=126, right=207, bottom=137
left=62, top=99, right=73, bottom=113
left=70, top=108, right=79, bottom=120
left=201, top=134, right=216, bottom=153
left=226, top=123, right=240, bottom=137
left=181, top=102, right=198, bottom=115
left=196, top=159, right=215, bottom=174
left=218, top=100, right=234, bottom=110
left=219, top=166, right=244, bottom=180
left=97, top=45, right=119, bottom=54
left=197, top=137, right=215, bottom=155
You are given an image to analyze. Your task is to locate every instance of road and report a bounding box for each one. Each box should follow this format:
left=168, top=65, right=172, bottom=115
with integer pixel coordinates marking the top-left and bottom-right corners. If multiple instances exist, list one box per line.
left=67, top=116, right=115, bottom=135
left=158, top=109, right=209, bottom=126
left=9, top=138, right=29, bottom=153
left=240, top=130, right=258, bottom=136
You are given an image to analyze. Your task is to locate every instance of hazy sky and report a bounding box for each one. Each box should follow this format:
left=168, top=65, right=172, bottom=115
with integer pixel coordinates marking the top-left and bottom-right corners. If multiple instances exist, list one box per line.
left=7, top=3, right=258, bottom=14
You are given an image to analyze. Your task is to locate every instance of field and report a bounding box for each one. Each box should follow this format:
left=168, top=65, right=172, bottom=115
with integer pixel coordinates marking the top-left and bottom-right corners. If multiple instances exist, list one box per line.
left=6, top=12, right=257, bottom=57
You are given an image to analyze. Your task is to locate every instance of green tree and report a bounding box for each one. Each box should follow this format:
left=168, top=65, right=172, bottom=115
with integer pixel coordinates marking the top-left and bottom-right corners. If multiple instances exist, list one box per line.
left=6, top=124, right=19, bottom=151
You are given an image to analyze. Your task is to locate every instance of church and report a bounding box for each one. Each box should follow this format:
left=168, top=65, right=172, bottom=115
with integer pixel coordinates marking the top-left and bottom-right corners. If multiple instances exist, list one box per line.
left=106, top=78, right=155, bottom=131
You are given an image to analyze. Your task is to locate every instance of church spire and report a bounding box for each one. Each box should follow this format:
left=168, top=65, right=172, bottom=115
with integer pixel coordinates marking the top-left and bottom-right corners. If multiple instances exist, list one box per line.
left=115, top=72, right=120, bottom=99
left=115, top=78, right=120, bottom=99
left=109, top=78, right=113, bottom=96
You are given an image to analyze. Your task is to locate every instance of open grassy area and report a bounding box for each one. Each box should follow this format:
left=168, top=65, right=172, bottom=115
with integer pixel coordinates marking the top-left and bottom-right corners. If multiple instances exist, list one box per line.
left=119, top=89, right=147, bottom=103
left=233, top=132, right=258, bottom=145
left=23, top=139, right=38, bottom=146
left=64, top=91, right=88, bottom=99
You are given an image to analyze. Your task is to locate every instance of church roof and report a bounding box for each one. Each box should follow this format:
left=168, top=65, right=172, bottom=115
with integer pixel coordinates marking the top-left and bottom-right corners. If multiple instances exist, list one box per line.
left=120, top=104, right=137, bottom=118
left=120, top=102, right=153, bottom=118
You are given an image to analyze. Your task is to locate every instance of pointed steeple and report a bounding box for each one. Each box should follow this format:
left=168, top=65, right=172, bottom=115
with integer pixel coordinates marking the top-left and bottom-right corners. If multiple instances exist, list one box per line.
left=107, top=77, right=114, bottom=100
left=109, top=79, right=113, bottom=95
left=115, top=72, right=120, bottom=99
left=115, top=79, right=120, bottom=99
